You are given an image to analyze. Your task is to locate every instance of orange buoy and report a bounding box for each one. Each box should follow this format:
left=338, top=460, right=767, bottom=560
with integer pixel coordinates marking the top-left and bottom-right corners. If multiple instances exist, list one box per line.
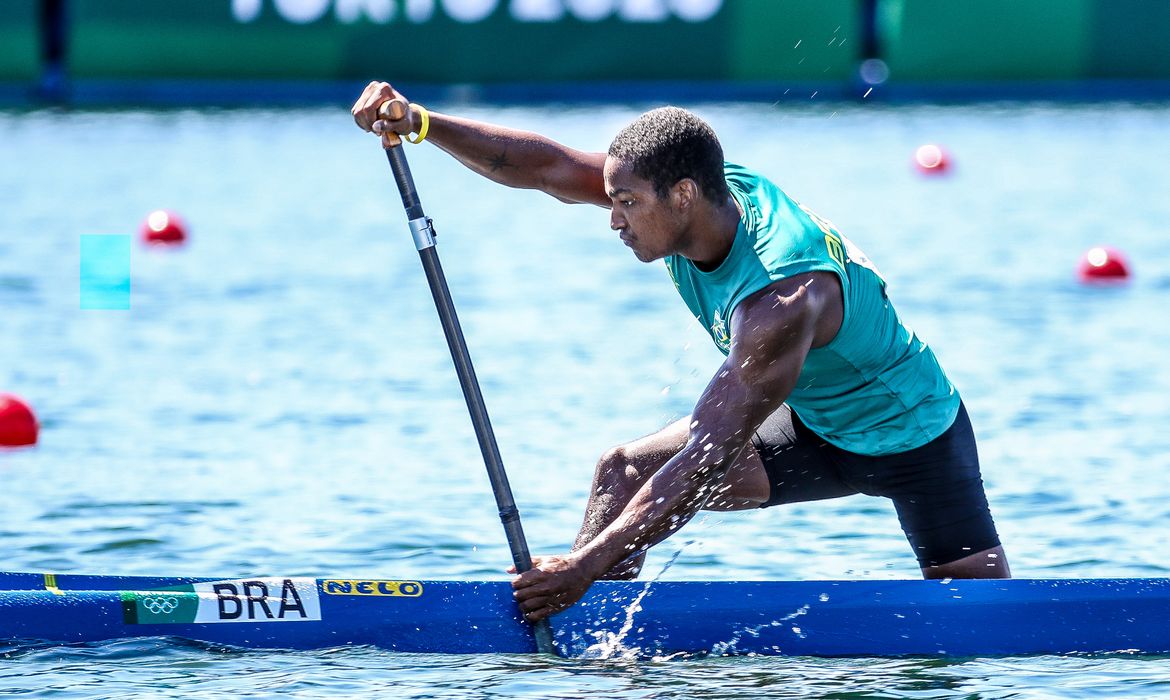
left=1077, top=246, right=1131, bottom=283
left=140, top=210, right=188, bottom=246
left=0, top=393, right=38, bottom=447
left=913, top=144, right=951, bottom=175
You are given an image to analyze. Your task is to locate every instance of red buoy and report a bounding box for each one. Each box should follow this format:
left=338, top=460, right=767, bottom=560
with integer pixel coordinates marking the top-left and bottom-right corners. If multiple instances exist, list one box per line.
left=0, top=393, right=38, bottom=447
left=140, top=210, right=188, bottom=246
left=1078, top=246, right=1131, bottom=283
left=913, top=144, right=951, bottom=175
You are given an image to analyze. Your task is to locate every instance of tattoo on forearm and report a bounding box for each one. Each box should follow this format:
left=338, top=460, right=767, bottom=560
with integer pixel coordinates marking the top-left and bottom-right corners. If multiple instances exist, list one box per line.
left=487, top=150, right=517, bottom=173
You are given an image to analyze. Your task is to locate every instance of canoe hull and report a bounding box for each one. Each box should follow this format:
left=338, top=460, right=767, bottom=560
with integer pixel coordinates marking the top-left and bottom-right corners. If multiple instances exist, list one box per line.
left=2, top=572, right=1167, bottom=657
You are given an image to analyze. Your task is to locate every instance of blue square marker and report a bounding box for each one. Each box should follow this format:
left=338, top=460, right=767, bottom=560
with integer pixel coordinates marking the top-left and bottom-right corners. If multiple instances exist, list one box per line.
left=80, top=235, right=131, bottom=310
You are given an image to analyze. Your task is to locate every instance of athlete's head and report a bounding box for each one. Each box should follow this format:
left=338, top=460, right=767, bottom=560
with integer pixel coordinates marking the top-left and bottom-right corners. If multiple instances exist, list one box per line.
left=604, top=107, right=730, bottom=263
left=607, top=107, right=729, bottom=204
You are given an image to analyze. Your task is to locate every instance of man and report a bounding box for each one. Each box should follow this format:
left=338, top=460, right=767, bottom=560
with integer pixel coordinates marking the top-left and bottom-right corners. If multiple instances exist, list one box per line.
left=352, top=82, right=1010, bottom=623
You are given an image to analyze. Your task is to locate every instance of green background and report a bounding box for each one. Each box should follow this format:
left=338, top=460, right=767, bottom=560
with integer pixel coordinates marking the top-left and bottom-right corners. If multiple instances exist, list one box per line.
left=3, top=0, right=859, bottom=82
left=3, top=0, right=1169, bottom=84
left=0, top=2, right=38, bottom=80
left=881, top=0, right=1170, bottom=81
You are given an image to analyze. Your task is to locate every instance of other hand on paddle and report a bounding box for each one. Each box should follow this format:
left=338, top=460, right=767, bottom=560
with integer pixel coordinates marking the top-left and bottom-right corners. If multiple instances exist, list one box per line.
left=509, top=554, right=599, bottom=622
left=351, top=81, right=421, bottom=141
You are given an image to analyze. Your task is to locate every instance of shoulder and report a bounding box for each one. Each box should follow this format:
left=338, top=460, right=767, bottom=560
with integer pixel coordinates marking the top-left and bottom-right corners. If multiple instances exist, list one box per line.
left=723, top=162, right=782, bottom=191
left=723, top=162, right=769, bottom=194
left=722, top=162, right=790, bottom=230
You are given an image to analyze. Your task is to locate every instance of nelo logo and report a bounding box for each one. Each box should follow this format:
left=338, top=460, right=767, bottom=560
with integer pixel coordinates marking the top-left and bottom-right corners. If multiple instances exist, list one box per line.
left=231, top=0, right=723, bottom=24
left=322, top=579, right=425, bottom=597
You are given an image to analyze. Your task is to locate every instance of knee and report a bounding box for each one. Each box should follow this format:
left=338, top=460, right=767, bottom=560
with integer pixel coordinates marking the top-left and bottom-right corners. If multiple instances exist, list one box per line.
left=593, top=445, right=647, bottom=495
left=922, top=546, right=1011, bottom=580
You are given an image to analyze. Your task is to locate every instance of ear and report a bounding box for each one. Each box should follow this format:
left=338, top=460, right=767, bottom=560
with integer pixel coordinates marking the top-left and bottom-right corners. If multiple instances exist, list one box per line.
left=671, top=178, right=699, bottom=211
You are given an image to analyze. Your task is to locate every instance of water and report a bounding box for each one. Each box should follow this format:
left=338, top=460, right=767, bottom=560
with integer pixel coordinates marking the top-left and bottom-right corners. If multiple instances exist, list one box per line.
left=2, top=99, right=1170, bottom=696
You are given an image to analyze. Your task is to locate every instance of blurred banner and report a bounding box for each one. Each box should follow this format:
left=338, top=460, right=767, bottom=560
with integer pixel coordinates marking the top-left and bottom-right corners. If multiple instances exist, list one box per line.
left=0, top=3, right=38, bottom=80
left=52, top=0, right=857, bottom=83
left=881, top=0, right=1170, bottom=81
left=3, top=0, right=1169, bottom=86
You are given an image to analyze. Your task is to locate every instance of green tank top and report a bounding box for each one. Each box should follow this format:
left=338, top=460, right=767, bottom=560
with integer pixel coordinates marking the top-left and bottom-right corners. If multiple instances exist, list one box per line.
left=665, top=163, right=960, bottom=456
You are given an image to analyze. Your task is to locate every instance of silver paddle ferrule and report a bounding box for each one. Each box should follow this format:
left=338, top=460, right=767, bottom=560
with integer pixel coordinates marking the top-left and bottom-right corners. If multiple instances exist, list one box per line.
left=409, top=216, right=436, bottom=250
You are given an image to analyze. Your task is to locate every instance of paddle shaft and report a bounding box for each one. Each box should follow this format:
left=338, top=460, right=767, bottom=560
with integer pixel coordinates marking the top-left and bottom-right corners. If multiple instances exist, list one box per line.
left=378, top=102, right=555, bottom=655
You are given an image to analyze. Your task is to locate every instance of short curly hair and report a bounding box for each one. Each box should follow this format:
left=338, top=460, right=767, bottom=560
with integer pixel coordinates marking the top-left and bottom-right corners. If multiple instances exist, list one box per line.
left=607, top=107, right=729, bottom=204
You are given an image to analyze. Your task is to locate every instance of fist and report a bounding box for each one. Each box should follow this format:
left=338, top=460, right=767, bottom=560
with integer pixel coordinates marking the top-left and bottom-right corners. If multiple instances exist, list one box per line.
left=351, top=81, right=413, bottom=137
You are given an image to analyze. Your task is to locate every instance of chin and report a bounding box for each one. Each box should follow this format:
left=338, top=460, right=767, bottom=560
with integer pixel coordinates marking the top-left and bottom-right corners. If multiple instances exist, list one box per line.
left=629, top=247, right=664, bottom=263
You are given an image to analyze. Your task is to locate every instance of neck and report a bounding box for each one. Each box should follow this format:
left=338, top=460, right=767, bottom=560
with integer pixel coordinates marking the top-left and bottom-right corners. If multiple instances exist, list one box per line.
left=679, top=195, right=741, bottom=271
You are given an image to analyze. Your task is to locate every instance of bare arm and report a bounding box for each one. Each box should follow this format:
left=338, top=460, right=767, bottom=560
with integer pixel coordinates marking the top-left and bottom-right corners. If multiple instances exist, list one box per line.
left=352, top=82, right=609, bottom=207
left=572, top=276, right=825, bottom=576
left=511, top=273, right=841, bottom=620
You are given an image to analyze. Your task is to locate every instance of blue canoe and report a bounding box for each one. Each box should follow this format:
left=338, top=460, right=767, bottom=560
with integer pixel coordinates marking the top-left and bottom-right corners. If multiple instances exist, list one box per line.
left=1, top=571, right=1167, bottom=657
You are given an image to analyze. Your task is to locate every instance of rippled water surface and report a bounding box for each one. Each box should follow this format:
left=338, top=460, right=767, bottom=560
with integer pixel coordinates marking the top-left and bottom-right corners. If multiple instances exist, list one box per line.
left=2, top=100, right=1170, bottom=697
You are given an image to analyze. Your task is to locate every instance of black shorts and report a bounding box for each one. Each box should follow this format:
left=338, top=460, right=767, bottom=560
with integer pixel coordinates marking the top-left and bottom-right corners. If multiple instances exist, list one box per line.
left=751, top=402, right=1001, bottom=568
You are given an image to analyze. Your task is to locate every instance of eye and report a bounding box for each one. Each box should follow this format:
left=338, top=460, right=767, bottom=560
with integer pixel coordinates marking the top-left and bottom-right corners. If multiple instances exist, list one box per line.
left=620, top=199, right=635, bottom=208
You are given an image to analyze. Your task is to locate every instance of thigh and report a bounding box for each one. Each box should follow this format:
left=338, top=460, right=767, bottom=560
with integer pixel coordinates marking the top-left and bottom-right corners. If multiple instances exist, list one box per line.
left=705, top=438, right=773, bottom=511
left=618, top=415, right=691, bottom=468
left=728, top=405, right=859, bottom=510
left=627, top=409, right=856, bottom=512
left=619, top=415, right=769, bottom=511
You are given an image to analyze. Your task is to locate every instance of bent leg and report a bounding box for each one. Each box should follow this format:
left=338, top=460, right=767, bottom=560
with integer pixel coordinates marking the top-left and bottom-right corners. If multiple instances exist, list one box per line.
left=572, top=416, right=775, bottom=579
left=572, top=417, right=688, bottom=579
left=573, top=405, right=862, bottom=579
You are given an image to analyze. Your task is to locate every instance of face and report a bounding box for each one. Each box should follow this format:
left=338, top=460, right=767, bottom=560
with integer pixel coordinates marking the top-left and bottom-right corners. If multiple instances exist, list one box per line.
left=604, top=156, right=688, bottom=263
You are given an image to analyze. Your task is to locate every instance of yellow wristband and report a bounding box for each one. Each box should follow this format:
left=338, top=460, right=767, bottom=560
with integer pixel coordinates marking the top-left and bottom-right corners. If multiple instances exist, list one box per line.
left=407, top=104, right=430, bottom=144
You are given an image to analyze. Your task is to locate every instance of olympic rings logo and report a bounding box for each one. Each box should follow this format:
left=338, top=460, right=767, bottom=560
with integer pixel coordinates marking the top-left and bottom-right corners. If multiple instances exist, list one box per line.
left=142, top=596, right=180, bottom=615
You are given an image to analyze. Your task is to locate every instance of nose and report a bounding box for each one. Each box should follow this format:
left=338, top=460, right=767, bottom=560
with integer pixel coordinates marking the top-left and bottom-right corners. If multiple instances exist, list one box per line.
left=610, top=209, right=626, bottom=231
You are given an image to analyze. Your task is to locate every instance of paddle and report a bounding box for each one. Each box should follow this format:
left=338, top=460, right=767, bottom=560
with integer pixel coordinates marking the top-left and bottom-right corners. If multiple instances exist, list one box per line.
left=375, top=99, right=556, bottom=656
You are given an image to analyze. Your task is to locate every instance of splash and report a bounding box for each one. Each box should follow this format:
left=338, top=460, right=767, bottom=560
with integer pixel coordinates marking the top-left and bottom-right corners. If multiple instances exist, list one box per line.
left=708, top=604, right=810, bottom=657
left=577, top=543, right=691, bottom=660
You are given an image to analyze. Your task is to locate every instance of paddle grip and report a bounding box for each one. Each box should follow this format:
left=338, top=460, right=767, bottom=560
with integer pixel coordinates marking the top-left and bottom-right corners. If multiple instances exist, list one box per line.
left=377, top=99, right=409, bottom=148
